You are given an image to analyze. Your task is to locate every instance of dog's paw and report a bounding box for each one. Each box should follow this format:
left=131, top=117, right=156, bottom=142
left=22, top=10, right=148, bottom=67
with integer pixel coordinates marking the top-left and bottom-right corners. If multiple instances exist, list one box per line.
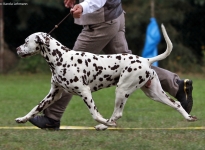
left=15, top=117, right=28, bottom=123
left=105, top=120, right=117, bottom=127
left=187, top=115, right=197, bottom=122
left=94, top=124, right=108, bottom=131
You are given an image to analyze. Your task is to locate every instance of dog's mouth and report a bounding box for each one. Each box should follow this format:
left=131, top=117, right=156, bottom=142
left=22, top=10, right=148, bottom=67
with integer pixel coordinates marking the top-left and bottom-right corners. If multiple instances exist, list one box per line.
left=18, top=51, right=39, bottom=58
left=20, top=53, right=33, bottom=58
left=17, top=50, right=33, bottom=58
left=17, top=51, right=31, bottom=58
left=16, top=47, right=38, bottom=58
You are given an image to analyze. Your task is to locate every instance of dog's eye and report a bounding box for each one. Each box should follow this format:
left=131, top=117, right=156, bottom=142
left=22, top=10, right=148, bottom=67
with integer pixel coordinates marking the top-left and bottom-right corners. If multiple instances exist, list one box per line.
left=24, top=41, right=28, bottom=47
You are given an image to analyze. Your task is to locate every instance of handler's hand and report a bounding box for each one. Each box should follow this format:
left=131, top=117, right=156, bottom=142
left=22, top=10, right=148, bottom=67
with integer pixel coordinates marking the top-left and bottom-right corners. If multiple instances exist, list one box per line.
left=64, top=0, right=76, bottom=8
left=71, top=4, right=83, bottom=18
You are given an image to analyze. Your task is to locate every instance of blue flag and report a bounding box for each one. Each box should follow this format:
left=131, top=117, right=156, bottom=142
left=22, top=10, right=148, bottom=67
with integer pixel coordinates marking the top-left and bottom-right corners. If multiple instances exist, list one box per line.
left=142, top=18, right=161, bottom=66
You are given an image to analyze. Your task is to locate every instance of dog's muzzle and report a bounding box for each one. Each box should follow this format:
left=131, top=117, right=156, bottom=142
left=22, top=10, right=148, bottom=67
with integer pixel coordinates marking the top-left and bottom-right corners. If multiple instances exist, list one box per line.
left=16, top=47, right=21, bottom=51
left=16, top=47, right=22, bottom=55
left=16, top=47, right=28, bottom=57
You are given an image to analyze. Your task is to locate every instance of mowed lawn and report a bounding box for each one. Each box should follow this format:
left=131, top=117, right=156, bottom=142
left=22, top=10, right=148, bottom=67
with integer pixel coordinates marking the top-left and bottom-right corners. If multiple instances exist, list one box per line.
left=0, top=73, right=205, bottom=150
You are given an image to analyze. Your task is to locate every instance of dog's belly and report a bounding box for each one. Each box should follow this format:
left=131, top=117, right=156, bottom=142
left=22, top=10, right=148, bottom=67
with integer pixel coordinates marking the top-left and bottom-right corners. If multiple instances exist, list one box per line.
left=88, top=74, right=120, bottom=92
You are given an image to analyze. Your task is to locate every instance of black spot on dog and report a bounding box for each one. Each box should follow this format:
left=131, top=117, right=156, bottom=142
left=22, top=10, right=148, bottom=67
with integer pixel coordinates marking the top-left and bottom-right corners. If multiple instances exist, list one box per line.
left=125, top=94, right=129, bottom=98
left=63, top=68, right=67, bottom=76
left=127, top=68, right=132, bottom=72
left=73, top=76, right=79, bottom=82
left=99, top=78, right=103, bottom=81
left=81, top=52, right=85, bottom=57
left=110, top=65, right=120, bottom=70
left=83, top=99, right=91, bottom=109
left=136, top=60, right=141, bottom=63
left=145, top=71, right=150, bottom=78
left=93, top=87, right=98, bottom=91
left=56, top=42, right=60, bottom=46
left=57, top=62, right=62, bottom=66
left=131, top=60, right=136, bottom=64
left=129, top=56, right=133, bottom=59
left=116, top=55, right=121, bottom=60
left=85, top=60, right=88, bottom=67
left=82, top=76, right=88, bottom=85
left=93, top=55, right=98, bottom=60
left=78, top=59, right=82, bottom=64
left=120, top=103, right=123, bottom=108
left=70, top=79, right=73, bottom=83
left=139, top=76, right=145, bottom=84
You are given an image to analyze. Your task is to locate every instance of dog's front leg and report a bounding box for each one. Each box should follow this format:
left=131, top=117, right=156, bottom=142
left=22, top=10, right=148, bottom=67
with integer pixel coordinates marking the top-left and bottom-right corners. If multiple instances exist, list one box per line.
left=80, top=87, right=109, bottom=125
left=94, top=94, right=127, bottom=130
left=15, top=86, right=63, bottom=123
left=95, top=87, right=131, bottom=130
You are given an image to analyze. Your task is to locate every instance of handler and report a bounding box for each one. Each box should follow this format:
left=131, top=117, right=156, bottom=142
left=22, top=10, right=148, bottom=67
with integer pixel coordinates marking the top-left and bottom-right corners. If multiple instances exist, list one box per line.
left=29, top=0, right=193, bottom=129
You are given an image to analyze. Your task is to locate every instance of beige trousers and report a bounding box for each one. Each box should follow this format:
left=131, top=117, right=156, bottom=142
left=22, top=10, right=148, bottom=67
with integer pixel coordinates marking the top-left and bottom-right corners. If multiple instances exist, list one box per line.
left=44, top=13, right=180, bottom=120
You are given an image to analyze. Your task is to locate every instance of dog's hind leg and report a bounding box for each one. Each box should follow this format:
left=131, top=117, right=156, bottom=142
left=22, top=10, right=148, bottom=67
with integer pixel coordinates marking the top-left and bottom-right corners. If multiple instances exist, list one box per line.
left=141, top=73, right=197, bottom=122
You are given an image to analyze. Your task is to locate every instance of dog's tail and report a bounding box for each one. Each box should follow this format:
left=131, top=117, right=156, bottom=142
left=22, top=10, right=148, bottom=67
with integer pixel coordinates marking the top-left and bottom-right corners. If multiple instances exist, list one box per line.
left=148, top=24, right=173, bottom=65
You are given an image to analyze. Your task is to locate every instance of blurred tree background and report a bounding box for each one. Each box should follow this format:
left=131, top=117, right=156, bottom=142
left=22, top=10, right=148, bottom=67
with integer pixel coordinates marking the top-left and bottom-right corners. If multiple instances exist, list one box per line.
left=1, top=0, right=205, bottom=73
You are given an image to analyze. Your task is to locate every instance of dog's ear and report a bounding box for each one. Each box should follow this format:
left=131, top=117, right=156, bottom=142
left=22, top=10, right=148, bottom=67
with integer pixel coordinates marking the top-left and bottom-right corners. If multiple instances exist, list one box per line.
left=35, top=35, right=45, bottom=45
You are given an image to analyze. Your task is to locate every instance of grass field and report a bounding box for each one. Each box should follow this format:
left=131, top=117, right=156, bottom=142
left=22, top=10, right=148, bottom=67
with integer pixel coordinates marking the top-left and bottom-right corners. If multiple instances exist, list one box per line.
left=0, top=73, right=205, bottom=150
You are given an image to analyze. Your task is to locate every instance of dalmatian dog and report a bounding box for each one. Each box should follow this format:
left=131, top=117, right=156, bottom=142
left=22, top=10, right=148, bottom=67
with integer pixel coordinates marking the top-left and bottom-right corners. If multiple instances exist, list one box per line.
left=15, top=25, right=197, bottom=130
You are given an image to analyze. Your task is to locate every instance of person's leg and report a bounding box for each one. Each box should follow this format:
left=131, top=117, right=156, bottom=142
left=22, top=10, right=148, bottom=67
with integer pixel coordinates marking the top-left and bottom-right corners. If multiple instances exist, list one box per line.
left=103, top=12, right=132, bottom=54
left=44, top=92, right=73, bottom=120
left=73, top=13, right=125, bottom=53
left=151, top=66, right=179, bottom=96
left=151, top=66, right=193, bottom=114
left=29, top=92, right=72, bottom=129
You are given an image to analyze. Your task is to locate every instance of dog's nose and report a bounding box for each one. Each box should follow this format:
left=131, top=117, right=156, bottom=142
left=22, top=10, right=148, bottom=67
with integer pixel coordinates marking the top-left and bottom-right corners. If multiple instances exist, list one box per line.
left=16, top=47, right=21, bottom=51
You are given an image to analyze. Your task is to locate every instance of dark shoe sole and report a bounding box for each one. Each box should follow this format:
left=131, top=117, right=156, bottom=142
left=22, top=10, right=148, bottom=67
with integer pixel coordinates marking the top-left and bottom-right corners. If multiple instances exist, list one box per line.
left=29, top=121, right=60, bottom=130
left=184, top=79, right=193, bottom=114
left=29, top=116, right=60, bottom=130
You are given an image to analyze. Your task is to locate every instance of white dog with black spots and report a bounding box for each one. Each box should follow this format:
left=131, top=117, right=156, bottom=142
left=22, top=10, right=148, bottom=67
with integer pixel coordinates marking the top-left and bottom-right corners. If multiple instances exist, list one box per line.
left=15, top=25, right=197, bottom=130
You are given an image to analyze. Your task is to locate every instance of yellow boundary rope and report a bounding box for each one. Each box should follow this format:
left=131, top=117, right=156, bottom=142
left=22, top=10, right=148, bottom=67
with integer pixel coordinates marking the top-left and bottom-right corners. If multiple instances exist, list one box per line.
left=0, top=126, right=205, bottom=130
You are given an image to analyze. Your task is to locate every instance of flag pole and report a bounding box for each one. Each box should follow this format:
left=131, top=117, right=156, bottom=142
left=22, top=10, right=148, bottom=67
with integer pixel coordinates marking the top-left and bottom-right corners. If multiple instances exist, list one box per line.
left=151, top=0, right=155, bottom=18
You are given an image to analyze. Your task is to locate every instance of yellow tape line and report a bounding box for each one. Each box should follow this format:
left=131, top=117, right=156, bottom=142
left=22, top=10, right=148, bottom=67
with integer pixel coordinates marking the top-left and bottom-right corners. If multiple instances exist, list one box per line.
left=0, top=126, right=205, bottom=130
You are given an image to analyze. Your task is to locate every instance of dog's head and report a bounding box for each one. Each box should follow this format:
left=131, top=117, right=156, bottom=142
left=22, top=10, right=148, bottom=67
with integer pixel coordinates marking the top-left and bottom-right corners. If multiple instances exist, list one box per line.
left=16, top=32, right=50, bottom=58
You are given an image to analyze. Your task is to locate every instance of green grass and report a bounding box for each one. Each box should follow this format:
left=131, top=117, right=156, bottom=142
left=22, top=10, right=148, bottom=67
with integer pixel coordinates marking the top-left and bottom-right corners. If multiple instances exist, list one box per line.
left=0, top=73, right=205, bottom=150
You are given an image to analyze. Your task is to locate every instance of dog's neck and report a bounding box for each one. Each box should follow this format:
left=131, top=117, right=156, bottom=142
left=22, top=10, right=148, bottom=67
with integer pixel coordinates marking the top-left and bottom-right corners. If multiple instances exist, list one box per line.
left=39, top=38, right=70, bottom=74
